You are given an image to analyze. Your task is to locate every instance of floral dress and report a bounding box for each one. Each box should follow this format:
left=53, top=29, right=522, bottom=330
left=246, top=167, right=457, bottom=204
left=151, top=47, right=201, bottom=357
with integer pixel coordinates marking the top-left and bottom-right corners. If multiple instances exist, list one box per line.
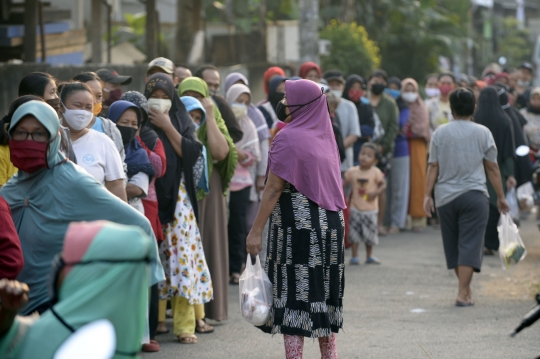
left=158, top=169, right=213, bottom=305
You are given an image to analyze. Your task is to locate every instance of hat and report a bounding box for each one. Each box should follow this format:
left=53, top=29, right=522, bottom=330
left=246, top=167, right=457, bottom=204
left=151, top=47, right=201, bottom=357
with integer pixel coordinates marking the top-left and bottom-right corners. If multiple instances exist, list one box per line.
left=147, top=57, right=174, bottom=74
left=323, top=70, right=345, bottom=84
left=519, top=62, right=534, bottom=73
left=95, top=69, right=132, bottom=85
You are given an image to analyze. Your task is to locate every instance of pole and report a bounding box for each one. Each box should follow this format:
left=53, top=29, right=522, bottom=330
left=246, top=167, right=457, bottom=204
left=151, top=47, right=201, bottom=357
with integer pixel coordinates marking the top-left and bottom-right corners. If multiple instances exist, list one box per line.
left=146, top=0, right=157, bottom=60
left=467, top=4, right=474, bottom=76
left=107, top=2, right=112, bottom=63
left=91, top=0, right=102, bottom=63
left=38, top=0, right=46, bottom=63
left=24, top=0, right=37, bottom=62
left=298, top=0, right=320, bottom=63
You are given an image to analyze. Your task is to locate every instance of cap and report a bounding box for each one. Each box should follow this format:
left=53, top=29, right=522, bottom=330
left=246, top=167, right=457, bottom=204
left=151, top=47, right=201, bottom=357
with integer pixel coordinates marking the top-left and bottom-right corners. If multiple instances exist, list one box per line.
left=147, top=57, right=174, bottom=74
left=519, top=62, right=534, bottom=73
left=95, top=69, right=132, bottom=85
left=323, top=70, right=345, bottom=84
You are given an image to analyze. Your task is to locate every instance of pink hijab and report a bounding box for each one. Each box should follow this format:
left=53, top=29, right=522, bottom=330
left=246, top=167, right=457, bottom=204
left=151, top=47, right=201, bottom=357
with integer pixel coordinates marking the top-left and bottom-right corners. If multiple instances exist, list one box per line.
left=268, top=80, right=345, bottom=211
left=401, top=78, right=431, bottom=142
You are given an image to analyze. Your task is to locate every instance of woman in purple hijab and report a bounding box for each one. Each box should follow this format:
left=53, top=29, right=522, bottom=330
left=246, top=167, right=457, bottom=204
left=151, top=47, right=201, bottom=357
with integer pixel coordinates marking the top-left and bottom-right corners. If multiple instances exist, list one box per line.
left=246, top=79, right=346, bottom=359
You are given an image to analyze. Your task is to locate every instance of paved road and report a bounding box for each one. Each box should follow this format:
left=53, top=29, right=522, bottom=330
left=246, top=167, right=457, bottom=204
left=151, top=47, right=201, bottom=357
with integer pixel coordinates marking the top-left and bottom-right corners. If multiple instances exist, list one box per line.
left=144, top=218, right=540, bottom=358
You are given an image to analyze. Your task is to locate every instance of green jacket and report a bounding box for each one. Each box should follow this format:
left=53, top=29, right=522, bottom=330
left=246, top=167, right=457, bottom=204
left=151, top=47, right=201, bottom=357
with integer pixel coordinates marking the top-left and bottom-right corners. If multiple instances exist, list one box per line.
left=373, top=94, right=399, bottom=155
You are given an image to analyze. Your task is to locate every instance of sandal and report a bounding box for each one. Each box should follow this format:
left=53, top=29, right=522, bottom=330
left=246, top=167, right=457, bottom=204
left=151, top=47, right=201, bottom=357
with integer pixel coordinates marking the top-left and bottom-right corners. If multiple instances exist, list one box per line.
left=156, top=328, right=170, bottom=335
left=230, top=273, right=240, bottom=285
left=196, top=321, right=215, bottom=334
left=455, top=300, right=475, bottom=307
left=179, top=334, right=198, bottom=344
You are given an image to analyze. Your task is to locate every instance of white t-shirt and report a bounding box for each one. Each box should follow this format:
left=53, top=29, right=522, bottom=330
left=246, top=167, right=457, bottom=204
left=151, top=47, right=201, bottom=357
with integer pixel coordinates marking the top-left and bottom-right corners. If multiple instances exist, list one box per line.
left=128, top=172, right=149, bottom=214
left=72, top=129, right=125, bottom=184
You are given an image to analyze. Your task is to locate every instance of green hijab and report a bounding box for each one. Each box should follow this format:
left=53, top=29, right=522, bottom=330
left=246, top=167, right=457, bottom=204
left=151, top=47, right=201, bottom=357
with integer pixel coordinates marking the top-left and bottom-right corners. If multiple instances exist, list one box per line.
left=178, top=77, right=237, bottom=200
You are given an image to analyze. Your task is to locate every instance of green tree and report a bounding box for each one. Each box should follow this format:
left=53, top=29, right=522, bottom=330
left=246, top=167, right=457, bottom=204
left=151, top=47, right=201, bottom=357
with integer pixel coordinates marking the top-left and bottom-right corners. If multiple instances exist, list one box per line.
left=495, top=17, right=533, bottom=68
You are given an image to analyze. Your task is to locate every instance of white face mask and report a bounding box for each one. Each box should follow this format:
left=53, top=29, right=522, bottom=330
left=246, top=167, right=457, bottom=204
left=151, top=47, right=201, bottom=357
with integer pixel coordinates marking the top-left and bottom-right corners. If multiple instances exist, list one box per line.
left=62, top=103, right=93, bottom=131
left=517, top=79, right=531, bottom=88
left=402, top=92, right=419, bottom=103
left=425, top=88, right=440, bottom=98
left=147, top=98, right=172, bottom=114
left=330, top=89, right=343, bottom=98
left=231, top=103, right=248, bottom=118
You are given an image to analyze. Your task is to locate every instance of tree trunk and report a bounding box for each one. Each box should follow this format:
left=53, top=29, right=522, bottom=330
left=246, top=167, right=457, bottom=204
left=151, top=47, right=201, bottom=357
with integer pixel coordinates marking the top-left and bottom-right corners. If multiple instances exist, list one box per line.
left=90, top=0, right=101, bottom=64
left=146, top=0, right=158, bottom=61
left=298, top=0, right=320, bottom=64
left=175, top=0, right=202, bottom=64
left=341, top=0, right=355, bottom=23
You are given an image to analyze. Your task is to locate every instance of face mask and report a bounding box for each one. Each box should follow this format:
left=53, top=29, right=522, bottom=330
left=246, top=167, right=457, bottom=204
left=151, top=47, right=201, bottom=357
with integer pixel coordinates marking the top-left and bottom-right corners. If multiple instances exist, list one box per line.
left=209, top=89, right=218, bottom=97
left=269, top=91, right=285, bottom=106
left=147, top=98, right=172, bottom=114
left=46, top=98, right=61, bottom=113
left=231, top=103, right=248, bottom=118
left=62, top=103, right=93, bottom=131
left=438, top=84, right=454, bottom=96
left=385, top=88, right=401, bottom=99
left=402, top=92, right=419, bottom=103
left=116, top=125, right=138, bottom=146
left=330, top=89, right=343, bottom=98
left=9, top=139, right=49, bottom=173
left=370, top=83, right=386, bottom=96
left=93, top=102, right=103, bottom=116
left=425, top=88, right=441, bottom=98
left=275, top=93, right=324, bottom=122
left=517, top=80, right=531, bottom=88
left=103, top=88, right=123, bottom=106
left=348, top=89, right=363, bottom=103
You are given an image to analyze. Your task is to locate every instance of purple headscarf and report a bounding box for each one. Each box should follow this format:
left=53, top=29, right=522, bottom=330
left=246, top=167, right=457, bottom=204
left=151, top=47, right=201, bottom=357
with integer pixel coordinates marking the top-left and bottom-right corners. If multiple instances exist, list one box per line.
left=268, top=79, right=346, bottom=211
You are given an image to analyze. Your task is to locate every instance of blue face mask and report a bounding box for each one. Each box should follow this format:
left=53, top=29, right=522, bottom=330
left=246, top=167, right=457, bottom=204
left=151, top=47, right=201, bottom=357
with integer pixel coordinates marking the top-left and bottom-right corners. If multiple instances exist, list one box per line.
left=360, top=97, right=370, bottom=104
left=384, top=88, right=401, bottom=99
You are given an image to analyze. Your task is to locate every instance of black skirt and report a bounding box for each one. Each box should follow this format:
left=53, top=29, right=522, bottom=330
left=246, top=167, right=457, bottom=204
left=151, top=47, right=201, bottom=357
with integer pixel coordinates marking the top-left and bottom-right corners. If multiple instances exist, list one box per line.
left=258, top=182, right=345, bottom=338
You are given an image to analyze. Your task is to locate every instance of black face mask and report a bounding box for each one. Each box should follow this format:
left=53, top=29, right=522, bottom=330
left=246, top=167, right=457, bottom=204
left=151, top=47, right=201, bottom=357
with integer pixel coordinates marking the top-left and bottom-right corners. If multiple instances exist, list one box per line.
left=371, top=83, right=386, bottom=96
left=269, top=91, right=285, bottom=105
left=275, top=92, right=325, bottom=122
left=117, top=125, right=138, bottom=146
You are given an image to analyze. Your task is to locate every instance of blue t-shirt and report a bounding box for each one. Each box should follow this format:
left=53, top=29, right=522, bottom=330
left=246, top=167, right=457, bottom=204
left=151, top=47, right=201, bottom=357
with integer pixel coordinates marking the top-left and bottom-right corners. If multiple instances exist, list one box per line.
left=91, top=116, right=104, bottom=133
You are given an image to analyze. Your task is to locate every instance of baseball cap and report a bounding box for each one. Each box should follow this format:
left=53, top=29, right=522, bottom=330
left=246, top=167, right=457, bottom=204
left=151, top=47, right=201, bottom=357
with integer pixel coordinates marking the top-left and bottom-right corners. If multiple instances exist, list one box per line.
left=147, top=57, right=174, bottom=74
left=519, top=62, right=534, bottom=73
left=95, top=69, right=132, bottom=85
left=323, top=70, right=345, bottom=84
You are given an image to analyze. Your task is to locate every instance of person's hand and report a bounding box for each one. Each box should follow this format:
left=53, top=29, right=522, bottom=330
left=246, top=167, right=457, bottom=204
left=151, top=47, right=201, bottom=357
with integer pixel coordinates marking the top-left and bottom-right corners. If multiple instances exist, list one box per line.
left=148, top=108, right=172, bottom=131
left=0, top=279, right=29, bottom=312
left=366, top=191, right=378, bottom=201
left=246, top=231, right=262, bottom=255
left=199, top=97, right=214, bottom=113
left=506, top=176, right=517, bottom=190
left=424, top=196, right=435, bottom=218
left=497, top=198, right=510, bottom=214
left=256, top=176, right=266, bottom=192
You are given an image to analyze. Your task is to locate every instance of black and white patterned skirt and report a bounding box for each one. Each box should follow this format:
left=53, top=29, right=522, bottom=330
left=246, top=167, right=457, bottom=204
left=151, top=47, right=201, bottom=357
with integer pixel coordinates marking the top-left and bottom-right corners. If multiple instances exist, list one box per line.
left=257, top=182, right=345, bottom=338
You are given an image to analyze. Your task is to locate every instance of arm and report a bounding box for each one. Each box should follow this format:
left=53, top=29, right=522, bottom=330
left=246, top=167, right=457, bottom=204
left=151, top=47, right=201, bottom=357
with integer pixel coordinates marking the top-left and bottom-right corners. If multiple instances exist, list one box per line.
left=0, top=279, right=29, bottom=337
left=153, top=139, right=167, bottom=177
left=343, top=134, right=358, bottom=149
left=246, top=171, right=285, bottom=254
left=105, top=179, right=127, bottom=202
left=0, top=201, right=23, bottom=280
left=149, top=108, right=183, bottom=158
left=201, top=98, right=230, bottom=161
left=256, top=139, right=269, bottom=192
left=126, top=184, right=143, bottom=198
left=239, top=150, right=255, bottom=167
left=367, top=178, right=387, bottom=201
left=344, top=104, right=361, bottom=149
left=484, top=160, right=510, bottom=213
left=423, top=162, right=439, bottom=217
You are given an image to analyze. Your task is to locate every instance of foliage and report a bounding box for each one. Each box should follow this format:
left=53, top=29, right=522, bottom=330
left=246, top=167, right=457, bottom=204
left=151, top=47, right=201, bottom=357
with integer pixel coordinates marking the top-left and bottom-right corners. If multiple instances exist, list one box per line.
left=495, top=17, right=533, bottom=68
left=320, top=20, right=380, bottom=76
left=107, top=12, right=168, bottom=56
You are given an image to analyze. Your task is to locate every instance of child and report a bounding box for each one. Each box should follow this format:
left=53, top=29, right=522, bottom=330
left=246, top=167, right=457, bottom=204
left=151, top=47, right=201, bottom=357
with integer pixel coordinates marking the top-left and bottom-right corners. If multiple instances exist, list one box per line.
left=344, top=143, right=386, bottom=265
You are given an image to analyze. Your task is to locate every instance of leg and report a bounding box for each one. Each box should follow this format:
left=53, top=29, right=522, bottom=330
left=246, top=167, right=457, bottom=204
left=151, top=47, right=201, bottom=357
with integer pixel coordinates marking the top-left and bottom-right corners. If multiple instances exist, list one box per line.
left=228, top=187, right=251, bottom=278
left=484, top=205, right=500, bottom=251
left=171, top=296, right=197, bottom=343
left=365, top=244, right=372, bottom=260
left=195, top=304, right=214, bottom=334
left=157, top=300, right=168, bottom=333
left=319, top=333, right=338, bottom=359
left=456, top=266, right=474, bottom=303
left=390, top=156, right=410, bottom=230
left=284, top=335, right=304, bottom=359
left=351, top=243, right=359, bottom=258
left=378, top=190, right=387, bottom=235
left=149, top=284, right=159, bottom=340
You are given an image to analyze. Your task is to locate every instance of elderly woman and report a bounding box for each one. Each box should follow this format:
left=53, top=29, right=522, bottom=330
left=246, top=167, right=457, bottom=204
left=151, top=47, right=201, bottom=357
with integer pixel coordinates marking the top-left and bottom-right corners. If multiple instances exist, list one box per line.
left=0, top=100, right=163, bottom=316
left=424, top=88, right=509, bottom=307
left=246, top=79, right=346, bottom=359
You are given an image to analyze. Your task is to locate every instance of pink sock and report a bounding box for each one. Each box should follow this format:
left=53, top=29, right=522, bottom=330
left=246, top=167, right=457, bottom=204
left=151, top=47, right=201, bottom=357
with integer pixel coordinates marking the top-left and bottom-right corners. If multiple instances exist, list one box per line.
left=318, top=333, right=338, bottom=359
left=284, top=335, right=304, bottom=359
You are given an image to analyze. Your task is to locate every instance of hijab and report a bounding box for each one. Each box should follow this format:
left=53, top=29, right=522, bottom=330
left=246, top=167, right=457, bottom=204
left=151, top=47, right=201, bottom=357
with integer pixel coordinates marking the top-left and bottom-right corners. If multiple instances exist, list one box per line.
left=224, top=72, right=271, bottom=141
left=145, top=74, right=202, bottom=223
left=263, top=66, right=286, bottom=95
left=527, top=87, right=540, bottom=114
left=342, top=75, right=375, bottom=128
left=387, top=77, right=408, bottom=111
left=0, top=101, right=164, bottom=316
left=120, top=91, right=160, bottom=151
left=268, top=80, right=345, bottom=211
left=12, top=221, right=155, bottom=359
left=474, top=86, right=515, bottom=164
left=179, top=77, right=237, bottom=200
left=401, top=78, right=431, bottom=142
left=298, top=62, right=322, bottom=79
left=268, top=76, right=287, bottom=111
left=225, top=84, right=261, bottom=161
left=107, top=100, right=155, bottom=179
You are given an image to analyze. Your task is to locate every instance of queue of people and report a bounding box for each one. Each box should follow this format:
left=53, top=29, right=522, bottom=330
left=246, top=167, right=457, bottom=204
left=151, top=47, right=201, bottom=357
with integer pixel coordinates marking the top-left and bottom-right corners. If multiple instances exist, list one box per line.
left=0, top=55, right=539, bottom=359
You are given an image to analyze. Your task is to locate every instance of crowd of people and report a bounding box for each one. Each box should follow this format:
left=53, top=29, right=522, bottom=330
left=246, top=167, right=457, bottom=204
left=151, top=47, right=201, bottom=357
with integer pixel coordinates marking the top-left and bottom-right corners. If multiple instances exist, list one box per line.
left=0, top=54, right=539, bottom=359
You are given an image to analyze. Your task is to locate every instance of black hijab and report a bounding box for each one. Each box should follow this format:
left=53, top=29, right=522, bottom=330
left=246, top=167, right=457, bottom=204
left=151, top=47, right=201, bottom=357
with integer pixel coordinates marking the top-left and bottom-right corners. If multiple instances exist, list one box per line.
left=342, top=75, right=375, bottom=129
left=474, top=86, right=515, bottom=165
left=144, top=73, right=203, bottom=224
left=268, top=76, right=287, bottom=112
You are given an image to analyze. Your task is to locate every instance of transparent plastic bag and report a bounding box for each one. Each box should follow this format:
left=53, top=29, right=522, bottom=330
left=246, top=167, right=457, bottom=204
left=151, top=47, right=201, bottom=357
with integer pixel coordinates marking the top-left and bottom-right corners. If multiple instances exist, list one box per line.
left=497, top=213, right=527, bottom=269
left=506, top=188, right=519, bottom=220
left=239, top=254, right=273, bottom=326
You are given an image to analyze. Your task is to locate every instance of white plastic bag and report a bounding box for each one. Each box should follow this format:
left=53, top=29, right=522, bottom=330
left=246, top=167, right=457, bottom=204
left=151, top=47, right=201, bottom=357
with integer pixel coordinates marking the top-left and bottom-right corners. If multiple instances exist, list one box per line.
left=497, top=213, right=527, bottom=269
left=506, top=188, right=519, bottom=220
left=239, top=255, right=273, bottom=326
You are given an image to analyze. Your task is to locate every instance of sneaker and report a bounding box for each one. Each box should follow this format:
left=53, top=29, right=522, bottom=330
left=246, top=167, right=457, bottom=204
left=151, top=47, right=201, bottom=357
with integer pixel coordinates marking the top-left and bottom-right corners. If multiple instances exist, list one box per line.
left=349, top=257, right=360, bottom=265
left=366, top=257, right=381, bottom=265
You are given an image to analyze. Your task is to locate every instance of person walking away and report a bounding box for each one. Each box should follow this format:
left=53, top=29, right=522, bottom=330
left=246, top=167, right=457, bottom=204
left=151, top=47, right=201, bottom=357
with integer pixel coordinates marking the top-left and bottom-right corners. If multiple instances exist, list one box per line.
left=424, top=74, right=440, bottom=99
left=298, top=62, right=322, bottom=83
left=368, top=70, right=399, bottom=235
left=95, top=68, right=132, bottom=115
left=383, top=77, right=410, bottom=233
left=401, top=78, right=431, bottom=232
left=246, top=79, right=346, bottom=359
left=424, top=88, right=509, bottom=306
left=474, top=87, right=516, bottom=255
left=515, top=62, right=535, bottom=110
left=344, top=143, right=386, bottom=265
left=426, top=73, right=456, bottom=130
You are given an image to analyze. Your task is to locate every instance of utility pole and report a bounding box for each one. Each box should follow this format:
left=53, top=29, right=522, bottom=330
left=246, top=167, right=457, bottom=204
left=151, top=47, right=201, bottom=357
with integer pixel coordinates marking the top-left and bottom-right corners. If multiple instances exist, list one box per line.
left=24, top=0, right=37, bottom=62
left=91, top=0, right=102, bottom=63
left=298, top=0, right=320, bottom=64
left=146, top=0, right=157, bottom=61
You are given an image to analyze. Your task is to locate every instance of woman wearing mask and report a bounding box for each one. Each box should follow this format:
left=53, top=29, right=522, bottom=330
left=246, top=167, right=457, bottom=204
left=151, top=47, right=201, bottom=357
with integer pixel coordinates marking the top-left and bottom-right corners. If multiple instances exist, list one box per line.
left=178, top=77, right=237, bottom=323
left=401, top=78, right=431, bottom=232
left=424, top=73, right=440, bottom=99
left=426, top=73, right=456, bottom=131
left=475, top=87, right=516, bottom=255
left=59, top=82, right=126, bottom=201
left=258, top=76, right=287, bottom=129
left=107, top=101, right=155, bottom=214
left=72, top=72, right=125, bottom=162
left=17, top=72, right=76, bottom=162
left=260, top=66, right=286, bottom=104
left=520, top=88, right=540, bottom=158
left=298, top=62, right=322, bottom=83
left=0, top=100, right=164, bottom=316
left=225, top=84, right=261, bottom=285
left=145, top=74, right=211, bottom=345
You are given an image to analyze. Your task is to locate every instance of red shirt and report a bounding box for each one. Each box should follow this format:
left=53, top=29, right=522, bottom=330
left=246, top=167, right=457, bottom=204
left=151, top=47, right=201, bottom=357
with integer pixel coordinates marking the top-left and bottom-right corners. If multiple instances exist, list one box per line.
left=0, top=196, right=24, bottom=279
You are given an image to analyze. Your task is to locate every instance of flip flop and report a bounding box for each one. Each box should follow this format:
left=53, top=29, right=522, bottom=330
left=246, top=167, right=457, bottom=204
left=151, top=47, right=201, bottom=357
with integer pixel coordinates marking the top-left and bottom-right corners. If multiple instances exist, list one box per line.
left=455, top=300, right=475, bottom=307
left=179, top=334, right=198, bottom=344
left=156, top=328, right=170, bottom=335
left=196, top=322, right=215, bottom=334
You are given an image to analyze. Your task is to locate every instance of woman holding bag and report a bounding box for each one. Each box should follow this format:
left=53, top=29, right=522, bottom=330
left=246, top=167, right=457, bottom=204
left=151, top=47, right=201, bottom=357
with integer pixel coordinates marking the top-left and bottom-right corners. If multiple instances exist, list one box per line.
left=246, top=79, right=346, bottom=359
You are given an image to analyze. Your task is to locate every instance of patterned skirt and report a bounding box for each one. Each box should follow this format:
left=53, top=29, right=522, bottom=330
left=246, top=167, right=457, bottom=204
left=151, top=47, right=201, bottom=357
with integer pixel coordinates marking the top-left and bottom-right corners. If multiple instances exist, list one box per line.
left=258, top=182, right=345, bottom=338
